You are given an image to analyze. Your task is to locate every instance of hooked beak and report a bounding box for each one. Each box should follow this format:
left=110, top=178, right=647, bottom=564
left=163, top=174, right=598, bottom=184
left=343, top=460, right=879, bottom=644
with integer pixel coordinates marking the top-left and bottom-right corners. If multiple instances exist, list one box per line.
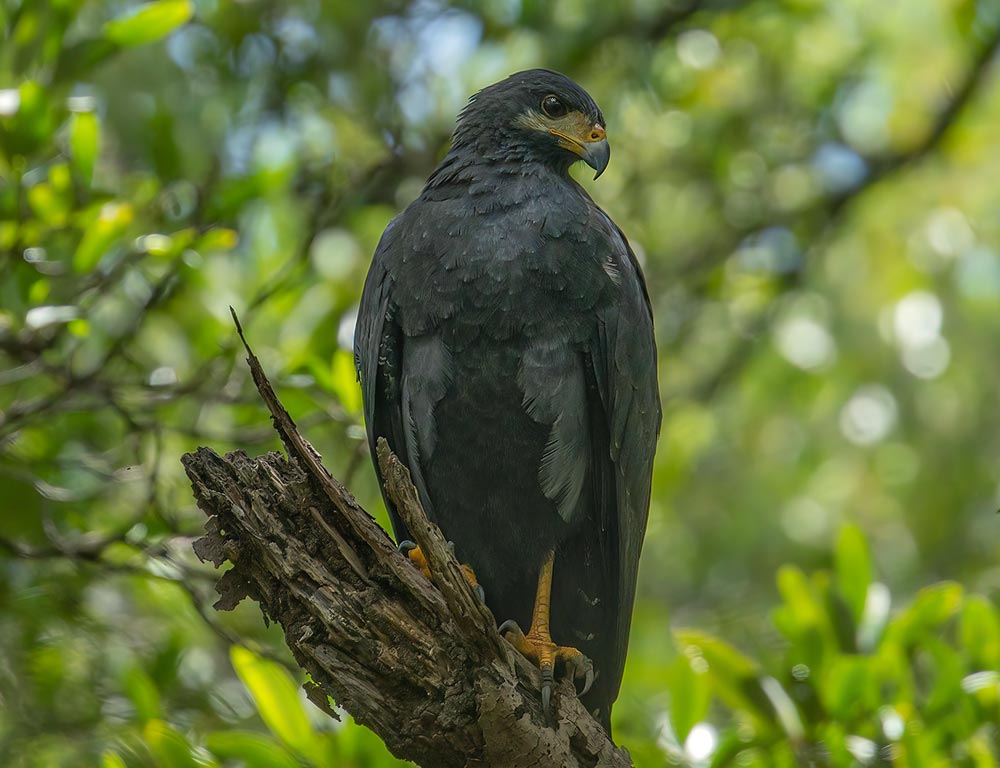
left=549, top=122, right=611, bottom=179
left=581, top=138, right=610, bottom=179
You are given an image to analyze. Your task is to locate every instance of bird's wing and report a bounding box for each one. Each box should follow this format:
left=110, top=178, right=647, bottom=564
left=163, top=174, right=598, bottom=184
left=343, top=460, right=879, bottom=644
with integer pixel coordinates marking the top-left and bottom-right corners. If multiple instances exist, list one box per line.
left=355, top=219, right=394, bottom=444
left=354, top=217, right=423, bottom=540
left=589, top=215, right=661, bottom=701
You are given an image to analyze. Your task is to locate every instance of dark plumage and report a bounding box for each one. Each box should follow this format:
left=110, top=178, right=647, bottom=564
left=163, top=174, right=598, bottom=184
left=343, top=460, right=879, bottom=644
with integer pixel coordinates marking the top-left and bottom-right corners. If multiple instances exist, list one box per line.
left=355, top=69, right=660, bottom=732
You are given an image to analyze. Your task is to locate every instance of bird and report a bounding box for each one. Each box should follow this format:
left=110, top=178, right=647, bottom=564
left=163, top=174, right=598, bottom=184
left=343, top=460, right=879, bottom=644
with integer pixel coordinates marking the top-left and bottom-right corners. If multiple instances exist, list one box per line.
left=354, top=69, right=660, bottom=735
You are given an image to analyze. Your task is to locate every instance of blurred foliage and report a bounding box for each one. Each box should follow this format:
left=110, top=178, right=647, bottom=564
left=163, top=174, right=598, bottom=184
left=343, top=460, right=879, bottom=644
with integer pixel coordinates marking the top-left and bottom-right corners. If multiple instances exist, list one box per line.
left=1, top=0, right=999, bottom=765
left=657, top=526, right=1000, bottom=766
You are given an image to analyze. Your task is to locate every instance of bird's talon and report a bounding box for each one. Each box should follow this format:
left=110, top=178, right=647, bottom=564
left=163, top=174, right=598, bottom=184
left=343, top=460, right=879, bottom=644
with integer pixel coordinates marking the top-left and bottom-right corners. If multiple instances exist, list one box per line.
left=400, top=541, right=483, bottom=599
left=501, top=617, right=592, bottom=718
left=566, top=653, right=595, bottom=696
left=581, top=666, right=595, bottom=697
left=541, top=675, right=553, bottom=719
left=498, top=618, right=523, bottom=641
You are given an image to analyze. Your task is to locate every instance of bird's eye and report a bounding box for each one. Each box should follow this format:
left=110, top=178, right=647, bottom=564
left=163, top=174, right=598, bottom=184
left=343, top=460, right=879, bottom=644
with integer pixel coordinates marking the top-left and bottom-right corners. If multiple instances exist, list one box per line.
left=541, top=95, right=567, bottom=118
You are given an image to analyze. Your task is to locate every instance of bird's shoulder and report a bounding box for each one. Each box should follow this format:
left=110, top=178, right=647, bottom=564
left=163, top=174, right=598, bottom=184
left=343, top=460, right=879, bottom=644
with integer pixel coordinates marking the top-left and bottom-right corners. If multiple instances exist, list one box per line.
left=374, top=173, right=637, bottom=341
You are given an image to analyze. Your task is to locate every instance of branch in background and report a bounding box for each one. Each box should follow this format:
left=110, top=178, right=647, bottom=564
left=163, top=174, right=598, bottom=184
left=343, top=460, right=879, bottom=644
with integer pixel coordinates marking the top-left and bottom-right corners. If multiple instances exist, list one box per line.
left=829, top=25, right=1000, bottom=215
left=669, top=25, right=1000, bottom=402
left=181, top=313, right=631, bottom=768
left=675, top=24, right=1000, bottom=284
left=642, top=0, right=755, bottom=40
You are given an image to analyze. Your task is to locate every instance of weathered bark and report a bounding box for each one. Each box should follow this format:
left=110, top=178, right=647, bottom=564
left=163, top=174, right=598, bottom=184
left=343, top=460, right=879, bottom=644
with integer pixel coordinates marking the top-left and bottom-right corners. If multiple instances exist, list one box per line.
left=181, top=312, right=632, bottom=768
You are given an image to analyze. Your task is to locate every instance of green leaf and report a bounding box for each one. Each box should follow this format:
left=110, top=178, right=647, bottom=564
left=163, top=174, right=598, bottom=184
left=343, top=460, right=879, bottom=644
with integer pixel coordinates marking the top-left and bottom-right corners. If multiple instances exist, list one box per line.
left=813, top=723, right=852, bottom=767
left=73, top=201, right=134, bottom=272
left=888, top=582, right=964, bottom=645
left=776, top=565, right=825, bottom=629
left=101, top=752, right=128, bottom=768
left=122, top=664, right=161, bottom=723
left=674, top=628, right=757, bottom=676
left=897, top=725, right=945, bottom=768
left=668, top=654, right=711, bottom=742
left=68, top=318, right=90, bottom=337
left=1, top=80, right=55, bottom=156
left=28, top=279, right=49, bottom=305
left=70, top=111, right=100, bottom=184
left=823, top=581, right=859, bottom=655
left=334, top=719, right=408, bottom=766
left=772, top=565, right=835, bottom=667
left=54, top=39, right=121, bottom=83
left=708, top=729, right=759, bottom=768
left=922, top=637, right=964, bottom=717
left=674, top=630, right=775, bottom=728
left=819, top=655, right=874, bottom=720
left=27, top=183, right=69, bottom=226
left=196, top=227, right=239, bottom=252
left=143, top=720, right=204, bottom=768
left=104, top=1, right=193, bottom=48
left=834, top=523, right=871, bottom=626
left=205, top=731, right=301, bottom=768
left=230, top=646, right=319, bottom=761
left=960, top=595, right=1000, bottom=670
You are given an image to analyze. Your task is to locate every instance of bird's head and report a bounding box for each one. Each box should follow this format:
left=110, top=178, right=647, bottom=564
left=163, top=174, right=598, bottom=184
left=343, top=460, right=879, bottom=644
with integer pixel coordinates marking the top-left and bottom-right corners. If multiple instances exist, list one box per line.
left=452, top=69, right=610, bottom=179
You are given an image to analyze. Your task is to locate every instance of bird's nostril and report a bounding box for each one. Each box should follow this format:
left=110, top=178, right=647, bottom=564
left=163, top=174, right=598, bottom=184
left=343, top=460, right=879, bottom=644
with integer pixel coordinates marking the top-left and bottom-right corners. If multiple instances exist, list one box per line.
left=591, top=132, right=600, bottom=140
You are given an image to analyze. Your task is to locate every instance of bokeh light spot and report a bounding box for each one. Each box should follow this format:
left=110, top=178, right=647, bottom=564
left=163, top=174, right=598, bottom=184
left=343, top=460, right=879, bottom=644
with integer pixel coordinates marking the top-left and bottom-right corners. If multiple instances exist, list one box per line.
left=840, top=385, right=897, bottom=445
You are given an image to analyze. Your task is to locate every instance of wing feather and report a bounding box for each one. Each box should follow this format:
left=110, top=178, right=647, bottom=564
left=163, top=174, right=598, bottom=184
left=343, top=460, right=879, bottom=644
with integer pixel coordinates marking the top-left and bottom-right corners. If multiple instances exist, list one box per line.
left=589, top=215, right=661, bottom=703
left=355, top=218, right=415, bottom=539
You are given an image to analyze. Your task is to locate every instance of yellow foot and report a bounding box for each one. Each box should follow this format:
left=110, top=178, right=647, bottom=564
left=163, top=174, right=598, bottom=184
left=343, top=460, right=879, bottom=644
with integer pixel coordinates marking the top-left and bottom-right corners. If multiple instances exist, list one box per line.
left=397, top=540, right=485, bottom=602
left=499, top=619, right=594, bottom=717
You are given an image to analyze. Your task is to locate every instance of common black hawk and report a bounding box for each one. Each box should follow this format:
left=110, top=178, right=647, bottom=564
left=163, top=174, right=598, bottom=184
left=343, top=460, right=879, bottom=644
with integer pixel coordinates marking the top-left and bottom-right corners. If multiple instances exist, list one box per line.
left=355, top=69, right=660, bottom=734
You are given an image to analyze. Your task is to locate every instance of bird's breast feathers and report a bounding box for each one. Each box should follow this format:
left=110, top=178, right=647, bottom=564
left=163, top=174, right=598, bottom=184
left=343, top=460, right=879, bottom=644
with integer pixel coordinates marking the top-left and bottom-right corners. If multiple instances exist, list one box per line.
left=387, top=192, right=625, bottom=342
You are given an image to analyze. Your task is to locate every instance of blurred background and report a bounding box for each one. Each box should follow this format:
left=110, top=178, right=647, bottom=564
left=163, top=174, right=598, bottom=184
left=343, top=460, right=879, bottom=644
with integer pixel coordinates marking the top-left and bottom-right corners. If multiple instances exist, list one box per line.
left=2, top=0, right=1000, bottom=765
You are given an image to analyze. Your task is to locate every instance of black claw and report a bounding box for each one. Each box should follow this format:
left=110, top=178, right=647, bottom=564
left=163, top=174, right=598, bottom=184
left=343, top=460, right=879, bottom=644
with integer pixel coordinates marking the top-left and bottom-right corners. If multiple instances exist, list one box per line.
left=397, top=539, right=417, bottom=555
left=566, top=654, right=595, bottom=697
left=475, top=584, right=486, bottom=603
left=541, top=665, right=554, bottom=721
left=498, top=619, right=522, bottom=639
left=580, top=666, right=595, bottom=697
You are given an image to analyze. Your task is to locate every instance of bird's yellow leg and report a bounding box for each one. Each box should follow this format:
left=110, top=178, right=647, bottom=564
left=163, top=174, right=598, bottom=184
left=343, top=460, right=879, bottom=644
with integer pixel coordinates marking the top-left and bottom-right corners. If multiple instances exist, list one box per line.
left=397, top=540, right=484, bottom=601
left=499, top=548, right=594, bottom=718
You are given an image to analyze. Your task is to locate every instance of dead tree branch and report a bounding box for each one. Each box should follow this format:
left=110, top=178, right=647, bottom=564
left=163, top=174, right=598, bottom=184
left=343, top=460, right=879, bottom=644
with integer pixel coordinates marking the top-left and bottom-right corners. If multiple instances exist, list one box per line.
left=181, top=311, right=631, bottom=768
